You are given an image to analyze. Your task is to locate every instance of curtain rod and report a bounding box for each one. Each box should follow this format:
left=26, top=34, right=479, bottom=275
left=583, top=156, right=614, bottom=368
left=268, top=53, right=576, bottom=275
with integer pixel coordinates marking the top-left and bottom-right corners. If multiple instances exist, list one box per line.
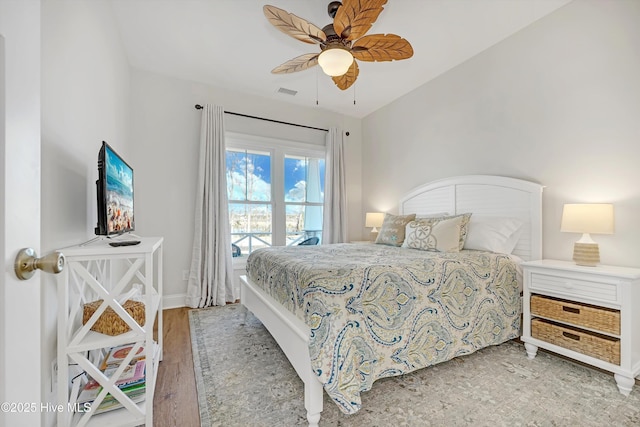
left=194, top=104, right=328, bottom=132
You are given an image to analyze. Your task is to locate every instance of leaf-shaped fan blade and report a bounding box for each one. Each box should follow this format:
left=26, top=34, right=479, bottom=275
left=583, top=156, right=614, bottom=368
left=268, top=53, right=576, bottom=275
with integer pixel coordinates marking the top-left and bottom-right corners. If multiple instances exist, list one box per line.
left=333, top=0, right=387, bottom=41
left=332, top=60, right=359, bottom=90
left=271, top=53, right=319, bottom=74
left=351, top=34, right=413, bottom=62
left=264, top=5, right=327, bottom=44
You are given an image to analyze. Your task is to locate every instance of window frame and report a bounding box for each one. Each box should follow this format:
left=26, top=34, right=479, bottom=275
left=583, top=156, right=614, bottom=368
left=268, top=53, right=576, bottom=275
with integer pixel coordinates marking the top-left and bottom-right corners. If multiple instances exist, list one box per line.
left=225, top=132, right=326, bottom=255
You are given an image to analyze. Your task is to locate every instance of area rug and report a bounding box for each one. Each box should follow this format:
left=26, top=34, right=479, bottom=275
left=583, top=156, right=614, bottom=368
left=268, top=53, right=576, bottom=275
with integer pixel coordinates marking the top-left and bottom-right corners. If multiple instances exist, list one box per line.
left=189, top=304, right=640, bottom=426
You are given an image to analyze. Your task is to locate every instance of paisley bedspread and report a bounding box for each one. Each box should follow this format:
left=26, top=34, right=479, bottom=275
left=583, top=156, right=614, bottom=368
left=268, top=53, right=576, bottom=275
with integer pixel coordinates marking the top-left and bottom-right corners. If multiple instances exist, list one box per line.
left=245, top=243, right=522, bottom=414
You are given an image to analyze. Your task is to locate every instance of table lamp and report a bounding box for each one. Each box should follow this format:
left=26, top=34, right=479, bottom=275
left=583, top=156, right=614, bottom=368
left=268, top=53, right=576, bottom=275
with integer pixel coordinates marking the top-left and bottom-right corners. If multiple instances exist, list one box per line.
left=560, top=203, right=614, bottom=266
left=365, top=212, right=385, bottom=241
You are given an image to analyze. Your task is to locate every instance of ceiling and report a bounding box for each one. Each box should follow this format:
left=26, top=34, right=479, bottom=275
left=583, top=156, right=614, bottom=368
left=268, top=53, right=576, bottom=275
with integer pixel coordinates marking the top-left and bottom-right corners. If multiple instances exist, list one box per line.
left=109, top=0, right=572, bottom=119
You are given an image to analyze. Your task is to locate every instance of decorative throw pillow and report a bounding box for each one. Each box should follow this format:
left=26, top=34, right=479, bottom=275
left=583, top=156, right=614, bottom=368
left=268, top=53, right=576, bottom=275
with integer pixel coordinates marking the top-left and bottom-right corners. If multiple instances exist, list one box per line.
left=375, top=213, right=417, bottom=246
left=404, top=216, right=464, bottom=252
left=463, top=216, right=524, bottom=254
left=407, top=213, right=472, bottom=251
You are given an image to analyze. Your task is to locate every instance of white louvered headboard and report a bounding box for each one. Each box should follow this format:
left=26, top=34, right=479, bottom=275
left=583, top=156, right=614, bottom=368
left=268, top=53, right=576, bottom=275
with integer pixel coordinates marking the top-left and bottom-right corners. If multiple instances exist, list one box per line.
left=399, top=175, right=544, bottom=261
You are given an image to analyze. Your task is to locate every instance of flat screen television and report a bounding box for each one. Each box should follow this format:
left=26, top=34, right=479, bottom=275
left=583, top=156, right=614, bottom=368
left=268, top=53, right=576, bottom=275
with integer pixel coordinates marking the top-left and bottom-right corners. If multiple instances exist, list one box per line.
left=95, top=141, right=135, bottom=236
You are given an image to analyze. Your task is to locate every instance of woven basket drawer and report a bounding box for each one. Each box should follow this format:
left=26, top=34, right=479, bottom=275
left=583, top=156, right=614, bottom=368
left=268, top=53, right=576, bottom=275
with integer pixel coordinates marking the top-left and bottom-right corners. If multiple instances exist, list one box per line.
left=83, top=299, right=145, bottom=336
left=531, top=294, right=620, bottom=335
left=531, top=318, right=620, bottom=365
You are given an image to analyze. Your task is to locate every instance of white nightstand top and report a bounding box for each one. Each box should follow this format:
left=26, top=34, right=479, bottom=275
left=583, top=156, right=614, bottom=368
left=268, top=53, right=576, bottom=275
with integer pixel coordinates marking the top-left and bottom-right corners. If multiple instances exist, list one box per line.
left=522, top=259, right=640, bottom=280
left=350, top=240, right=374, bottom=244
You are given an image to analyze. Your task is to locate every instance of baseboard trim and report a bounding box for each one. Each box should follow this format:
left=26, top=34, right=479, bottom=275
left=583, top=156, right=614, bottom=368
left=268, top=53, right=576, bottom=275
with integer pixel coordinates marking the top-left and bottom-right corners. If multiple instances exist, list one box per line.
left=163, top=293, right=187, bottom=309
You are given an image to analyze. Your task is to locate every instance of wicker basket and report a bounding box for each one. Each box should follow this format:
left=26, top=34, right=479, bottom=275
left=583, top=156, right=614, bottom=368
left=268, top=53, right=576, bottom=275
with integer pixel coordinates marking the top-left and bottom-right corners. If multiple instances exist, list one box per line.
left=83, top=299, right=145, bottom=336
left=531, top=318, right=620, bottom=365
left=531, top=294, right=620, bottom=335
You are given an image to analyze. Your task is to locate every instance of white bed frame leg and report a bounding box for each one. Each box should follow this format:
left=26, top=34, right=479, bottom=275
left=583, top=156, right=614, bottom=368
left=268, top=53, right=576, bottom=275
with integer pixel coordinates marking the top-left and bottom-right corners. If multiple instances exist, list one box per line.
left=304, top=377, right=323, bottom=427
left=240, top=275, right=324, bottom=425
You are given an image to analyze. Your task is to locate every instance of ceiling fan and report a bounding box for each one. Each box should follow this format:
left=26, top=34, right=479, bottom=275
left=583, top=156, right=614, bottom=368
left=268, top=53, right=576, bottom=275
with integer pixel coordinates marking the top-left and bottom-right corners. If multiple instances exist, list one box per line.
left=264, top=0, right=413, bottom=90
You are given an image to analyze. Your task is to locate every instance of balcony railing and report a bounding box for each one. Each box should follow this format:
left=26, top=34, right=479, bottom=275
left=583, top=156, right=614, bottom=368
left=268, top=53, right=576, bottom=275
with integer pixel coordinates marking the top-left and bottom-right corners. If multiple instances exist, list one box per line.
left=231, top=230, right=322, bottom=257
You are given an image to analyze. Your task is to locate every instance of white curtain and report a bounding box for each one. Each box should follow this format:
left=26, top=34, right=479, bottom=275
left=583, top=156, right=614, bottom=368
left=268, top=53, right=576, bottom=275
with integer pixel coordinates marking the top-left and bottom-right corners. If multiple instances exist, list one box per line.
left=322, top=127, right=348, bottom=244
left=186, top=104, right=235, bottom=308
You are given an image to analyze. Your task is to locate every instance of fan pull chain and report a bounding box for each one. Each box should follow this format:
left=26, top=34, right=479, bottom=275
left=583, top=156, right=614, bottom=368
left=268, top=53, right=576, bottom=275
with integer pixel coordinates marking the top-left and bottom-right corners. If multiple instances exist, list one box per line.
left=316, top=68, right=319, bottom=106
left=353, top=83, right=356, bottom=105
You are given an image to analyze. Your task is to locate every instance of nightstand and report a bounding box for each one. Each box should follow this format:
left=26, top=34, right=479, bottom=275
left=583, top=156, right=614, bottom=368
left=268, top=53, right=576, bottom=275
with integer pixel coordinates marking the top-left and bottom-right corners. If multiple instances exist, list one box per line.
left=521, top=259, right=640, bottom=396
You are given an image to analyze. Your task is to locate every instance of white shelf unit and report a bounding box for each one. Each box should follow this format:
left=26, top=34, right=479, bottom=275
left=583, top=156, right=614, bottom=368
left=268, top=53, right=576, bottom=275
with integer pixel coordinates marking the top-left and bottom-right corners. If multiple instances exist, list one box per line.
left=57, top=237, right=163, bottom=427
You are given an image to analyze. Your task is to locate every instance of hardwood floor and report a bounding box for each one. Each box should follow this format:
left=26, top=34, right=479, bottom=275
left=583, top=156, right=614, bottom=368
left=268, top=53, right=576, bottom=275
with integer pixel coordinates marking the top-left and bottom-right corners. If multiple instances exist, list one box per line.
left=153, top=307, right=200, bottom=427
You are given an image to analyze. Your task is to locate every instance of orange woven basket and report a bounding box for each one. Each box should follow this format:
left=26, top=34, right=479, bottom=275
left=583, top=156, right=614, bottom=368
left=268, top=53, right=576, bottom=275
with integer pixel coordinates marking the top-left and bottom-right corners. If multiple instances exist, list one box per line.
left=83, top=299, right=145, bottom=336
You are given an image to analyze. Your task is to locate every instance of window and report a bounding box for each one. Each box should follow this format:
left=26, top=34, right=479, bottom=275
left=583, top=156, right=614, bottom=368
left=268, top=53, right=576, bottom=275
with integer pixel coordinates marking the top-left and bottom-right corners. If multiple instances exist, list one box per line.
left=226, top=134, right=325, bottom=257
left=284, top=155, right=324, bottom=245
left=227, top=149, right=272, bottom=254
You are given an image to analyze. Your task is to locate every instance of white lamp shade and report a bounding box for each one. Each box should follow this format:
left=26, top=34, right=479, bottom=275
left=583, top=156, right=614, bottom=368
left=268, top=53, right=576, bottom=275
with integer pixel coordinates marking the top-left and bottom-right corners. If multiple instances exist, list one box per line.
left=365, top=212, right=385, bottom=228
left=561, top=204, right=614, bottom=234
left=318, top=47, right=353, bottom=77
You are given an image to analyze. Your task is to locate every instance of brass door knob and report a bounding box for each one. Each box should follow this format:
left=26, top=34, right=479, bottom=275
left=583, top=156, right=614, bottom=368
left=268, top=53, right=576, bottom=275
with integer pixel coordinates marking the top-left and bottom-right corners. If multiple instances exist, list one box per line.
left=14, top=248, right=65, bottom=280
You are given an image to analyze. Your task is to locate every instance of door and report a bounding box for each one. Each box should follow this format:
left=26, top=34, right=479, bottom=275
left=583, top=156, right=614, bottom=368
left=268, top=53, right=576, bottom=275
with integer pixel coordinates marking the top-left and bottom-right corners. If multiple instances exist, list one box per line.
left=0, top=2, right=42, bottom=427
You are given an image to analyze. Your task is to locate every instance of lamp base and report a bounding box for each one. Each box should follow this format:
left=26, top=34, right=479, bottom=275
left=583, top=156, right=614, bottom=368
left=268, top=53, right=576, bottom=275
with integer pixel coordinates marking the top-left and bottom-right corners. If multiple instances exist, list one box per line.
left=370, top=230, right=379, bottom=242
left=573, top=242, right=600, bottom=267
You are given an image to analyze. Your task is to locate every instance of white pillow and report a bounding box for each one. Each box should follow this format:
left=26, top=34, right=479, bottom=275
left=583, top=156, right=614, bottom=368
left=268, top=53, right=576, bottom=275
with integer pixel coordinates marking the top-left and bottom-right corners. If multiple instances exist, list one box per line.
left=463, top=216, right=524, bottom=254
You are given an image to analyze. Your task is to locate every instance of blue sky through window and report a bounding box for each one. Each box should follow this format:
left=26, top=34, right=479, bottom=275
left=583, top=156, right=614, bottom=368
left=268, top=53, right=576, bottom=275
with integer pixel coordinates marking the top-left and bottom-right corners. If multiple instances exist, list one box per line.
left=226, top=150, right=325, bottom=202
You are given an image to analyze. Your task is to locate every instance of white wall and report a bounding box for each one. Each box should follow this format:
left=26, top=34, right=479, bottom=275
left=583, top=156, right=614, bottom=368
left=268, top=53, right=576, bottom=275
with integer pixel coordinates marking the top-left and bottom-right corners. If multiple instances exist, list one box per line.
left=41, top=1, right=131, bottom=424
left=361, top=0, right=640, bottom=268
left=128, top=69, right=362, bottom=306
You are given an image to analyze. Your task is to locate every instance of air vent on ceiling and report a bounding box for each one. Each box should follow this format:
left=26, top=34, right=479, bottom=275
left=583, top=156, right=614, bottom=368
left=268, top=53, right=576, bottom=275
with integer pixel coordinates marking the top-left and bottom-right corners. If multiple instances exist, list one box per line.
left=277, top=87, right=297, bottom=96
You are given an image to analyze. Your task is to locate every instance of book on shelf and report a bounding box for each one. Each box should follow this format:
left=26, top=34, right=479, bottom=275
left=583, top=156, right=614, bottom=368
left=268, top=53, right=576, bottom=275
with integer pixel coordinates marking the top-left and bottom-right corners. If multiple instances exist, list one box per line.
left=75, top=343, right=148, bottom=415
left=77, top=359, right=146, bottom=404
left=100, top=342, right=146, bottom=370
left=93, top=389, right=146, bottom=414
left=78, top=384, right=146, bottom=415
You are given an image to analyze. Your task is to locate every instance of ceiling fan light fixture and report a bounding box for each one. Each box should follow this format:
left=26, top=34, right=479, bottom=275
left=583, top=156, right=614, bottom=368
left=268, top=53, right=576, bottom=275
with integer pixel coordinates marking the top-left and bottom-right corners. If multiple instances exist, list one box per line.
left=317, top=47, right=353, bottom=77
left=264, top=2, right=413, bottom=90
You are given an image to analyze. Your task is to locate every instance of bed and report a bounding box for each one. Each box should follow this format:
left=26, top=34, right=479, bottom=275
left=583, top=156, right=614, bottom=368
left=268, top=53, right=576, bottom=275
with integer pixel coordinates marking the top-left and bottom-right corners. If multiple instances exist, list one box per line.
left=240, top=175, right=543, bottom=426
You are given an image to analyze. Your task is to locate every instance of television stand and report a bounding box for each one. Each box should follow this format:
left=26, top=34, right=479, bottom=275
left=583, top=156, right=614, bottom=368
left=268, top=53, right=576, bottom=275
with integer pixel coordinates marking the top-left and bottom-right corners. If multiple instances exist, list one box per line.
left=56, top=236, right=163, bottom=426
